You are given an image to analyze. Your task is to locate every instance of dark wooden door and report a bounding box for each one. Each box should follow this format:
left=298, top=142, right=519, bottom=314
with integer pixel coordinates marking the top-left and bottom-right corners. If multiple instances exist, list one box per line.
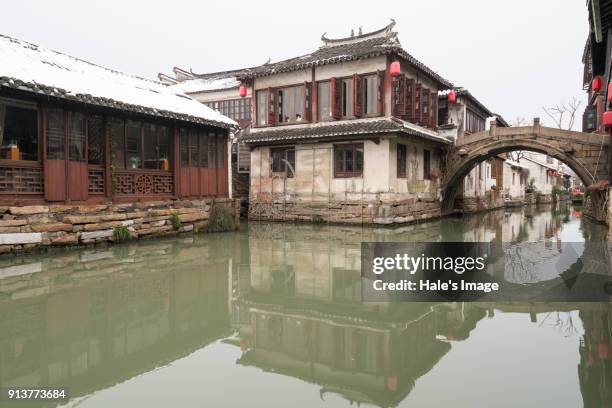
left=44, top=109, right=66, bottom=201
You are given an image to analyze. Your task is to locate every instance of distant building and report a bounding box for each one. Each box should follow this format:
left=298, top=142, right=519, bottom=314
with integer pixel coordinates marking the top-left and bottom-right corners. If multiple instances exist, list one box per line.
left=438, top=87, right=508, bottom=212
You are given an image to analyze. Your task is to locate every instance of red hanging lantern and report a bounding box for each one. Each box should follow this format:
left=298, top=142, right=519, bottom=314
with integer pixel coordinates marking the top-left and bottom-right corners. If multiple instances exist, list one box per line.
left=592, top=77, right=603, bottom=92
left=389, top=61, right=401, bottom=77
left=548, top=170, right=554, bottom=177
left=604, top=111, right=612, bottom=128
left=607, top=83, right=612, bottom=102
left=554, top=171, right=560, bottom=177
left=447, top=90, right=457, bottom=103
left=239, top=85, right=247, bottom=98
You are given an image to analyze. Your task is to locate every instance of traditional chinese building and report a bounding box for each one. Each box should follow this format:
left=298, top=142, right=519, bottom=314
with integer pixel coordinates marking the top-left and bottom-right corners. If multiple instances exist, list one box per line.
left=238, top=21, right=454, bottom=224
left=0, top=34, right=238, bottom=252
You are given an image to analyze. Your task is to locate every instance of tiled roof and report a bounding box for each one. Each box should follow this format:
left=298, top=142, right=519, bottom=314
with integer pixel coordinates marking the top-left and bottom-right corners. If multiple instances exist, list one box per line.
left=0, top=34, right=237, bottom=129
left=240, top=117, right=452, bottom=145
left=439, top=87, right=493, bottom=117
left=239, top=22, right=452, bottom=88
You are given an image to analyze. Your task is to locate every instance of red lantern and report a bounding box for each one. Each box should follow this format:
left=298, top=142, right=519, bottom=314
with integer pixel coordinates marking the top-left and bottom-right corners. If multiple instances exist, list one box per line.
left=607, top=83, right=612, bottom=102
left=239, top=85, right=247, bottom=98
left=592, top=77, right=603, bottom=92
left=447, top=90, right=457, bottom=103
left=548, top=170, right=553, bottom=176
left=604, top=111, right=612, bottom=128
left=389, top=61, right=401, bottom=77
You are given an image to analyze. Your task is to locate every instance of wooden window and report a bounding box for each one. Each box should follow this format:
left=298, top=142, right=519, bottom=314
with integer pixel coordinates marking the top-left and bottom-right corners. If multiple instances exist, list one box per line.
left=179, top=128, right=189, bottom=167
left=256, top=90, right=267, bottom=126
left=0, top=100, right=38, bottom=161
left=270, top=147, right=295, bottom=177
left=199, top=132, right=209, bottom=168
left=318, top=81, right=332, bottom=120
left=189, top=130, right=198, bottom=167
left=69, top=112, right=86, bottom=162
left=397, top=144, right=407, bottom=178
left=277, top=86, right=304, bottom=124
left=341, top=78, right=353, bottom=118
left=210, top=98, right=251, bottom=121
left=423, top=149, right=431, bottom=180
left=87, top=115, right=104, bottom=165
left=208, top=133, right=216, bottom=168
left=362, top=75, right=378, bottom=116
left=466, top=109, right=485, bottom=133
left=143, top=124, right=171, bottom=170
left=46, top=108, right=65, bottom=160
left=110, top=118, right=125, bottom=168
left=216, top=133, right=225, bottom=168
left=422, top=89, right=429, bottom=118
left=334, top=143, right=364, bottom=178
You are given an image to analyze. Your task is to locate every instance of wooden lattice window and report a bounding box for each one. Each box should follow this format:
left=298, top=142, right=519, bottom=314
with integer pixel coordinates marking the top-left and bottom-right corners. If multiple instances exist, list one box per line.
left=87, top=115, right=104, bottom=165
left=334, top=143, right=364, bottom=178
left=0, top=99, right=39, bottom=161
left=69, top=112, right=86, bottom=162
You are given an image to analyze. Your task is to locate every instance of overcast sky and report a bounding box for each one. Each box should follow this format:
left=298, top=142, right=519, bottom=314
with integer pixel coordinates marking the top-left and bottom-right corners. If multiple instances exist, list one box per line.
left=4, top=0, right=587, bottom=128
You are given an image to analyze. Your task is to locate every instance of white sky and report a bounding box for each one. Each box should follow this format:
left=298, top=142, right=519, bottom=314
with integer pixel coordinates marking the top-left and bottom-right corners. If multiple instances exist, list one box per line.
left=4, top=0, right=587, bottom=129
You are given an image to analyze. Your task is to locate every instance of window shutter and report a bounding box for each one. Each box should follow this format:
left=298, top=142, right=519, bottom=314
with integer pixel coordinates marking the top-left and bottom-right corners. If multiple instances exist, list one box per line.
left=392, top=74, right=406, bottom=118
left=405, top=78, right=414, bottom=122
left=331, top=77, right=341, bottom=119
left=377, top=71, right=384, bottom=116
left=414, top=84, right=422, bottom=125
left=429, top=90, right=436, bottom=129
left=304, top=81, right=312, bottom=122
left=353, top=74, right=363, bottom=118
left=267, top=87, right=276, bottom=126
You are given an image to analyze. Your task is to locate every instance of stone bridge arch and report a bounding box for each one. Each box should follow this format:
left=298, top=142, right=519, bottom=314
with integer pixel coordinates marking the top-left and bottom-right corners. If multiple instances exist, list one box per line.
left=441, top=121, right=611, bottom=218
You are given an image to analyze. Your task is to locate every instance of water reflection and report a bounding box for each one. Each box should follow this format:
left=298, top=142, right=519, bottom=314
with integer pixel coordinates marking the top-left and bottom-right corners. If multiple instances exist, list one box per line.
left=0, top=203, right=609, bottom=407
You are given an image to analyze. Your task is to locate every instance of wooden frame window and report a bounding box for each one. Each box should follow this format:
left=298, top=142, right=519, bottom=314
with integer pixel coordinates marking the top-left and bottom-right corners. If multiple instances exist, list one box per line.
left=143, top=124, right=171, bottom=170
left=110, top=118, right=125, bottom=168
left=68, top=112, right=86, bottom=162
left=87, top=115, right=104, bottom=165
left=318, top=81, right=332, bottom=120
left=397, top=143, right=407, bottom=178
left=423, top=149, right=431, bottom=180
left=46, top=108, right=65, bottom=160
left=0, top=99, right=39, bottom=162
left=466, top=108, right=485, bottom=133
left=179, top=128, right=189, bottom=167
left=277, top=86, right=304, bottom=124
left=334, top=143, right=364, bottom=178
left=206, top=98, right=251, bottom=121
left=270, top=147, right=295, bottom=178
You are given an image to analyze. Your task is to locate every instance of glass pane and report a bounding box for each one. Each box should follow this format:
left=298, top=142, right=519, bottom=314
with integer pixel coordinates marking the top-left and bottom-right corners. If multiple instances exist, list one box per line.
left=2, top=105, right=38, bottom=161
left=199, top=133, right=208, bottom=168
left=87, top=115, right=104, bottom=165
left=69, top=112, right=86, bottom=162
left=110, top=118, right=125, bottom=168
left=257, top=91, right=267, bottom=125
left=126, top=120, right=141, bottom=169
left=158, top=126, right=170, bottom=171
left=342, top=80, right=353, bottom=117
left=208, top=135, right=216, bottom=168
left=345, top=149, right=353, bottom=172
left=190, top=131, right=198, bottom=167
left=334, top=147, right=343, bottom=173
left=294, top=86, right=303, bottom=122
left=318, top=82, right=331, bottom=119
left=46, top=108, right=65, bottom=160
left=286, top=149, right=295, bottom=177
left=355, top=146, right=364, bottom=172
left=217, top=134, right=225, bottom=168
left=179, top=128, right=189, bottom=167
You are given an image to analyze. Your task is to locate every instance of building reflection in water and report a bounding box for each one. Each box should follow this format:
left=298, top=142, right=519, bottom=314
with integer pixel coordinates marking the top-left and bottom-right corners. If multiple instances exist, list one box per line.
left=0, top=203, right=608, bottom=407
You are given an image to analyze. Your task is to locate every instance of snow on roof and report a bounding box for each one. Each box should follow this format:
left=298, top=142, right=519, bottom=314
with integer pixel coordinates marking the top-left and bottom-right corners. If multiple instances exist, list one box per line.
left=0, top=34, right=237, bottom=128
left=168, top=76, right=241, bottom=94
left=505, top=159, right=529, bottom=170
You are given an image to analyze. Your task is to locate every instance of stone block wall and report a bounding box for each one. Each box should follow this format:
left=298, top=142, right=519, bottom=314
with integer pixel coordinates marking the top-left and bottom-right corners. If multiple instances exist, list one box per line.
left=248, top=195, right=441, bottom=225
left=459, top=190, right=504, bottom=214
left=0, top=198, right=239, bottom=254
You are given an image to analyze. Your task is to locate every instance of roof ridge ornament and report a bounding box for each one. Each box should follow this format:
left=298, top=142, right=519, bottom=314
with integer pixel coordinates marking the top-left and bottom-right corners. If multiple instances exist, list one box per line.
left=320, top=19, right=397, bottom=48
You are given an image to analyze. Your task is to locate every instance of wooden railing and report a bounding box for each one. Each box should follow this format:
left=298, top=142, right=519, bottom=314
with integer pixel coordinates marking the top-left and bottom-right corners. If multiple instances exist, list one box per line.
left=88, top=168, right=105, bottom=195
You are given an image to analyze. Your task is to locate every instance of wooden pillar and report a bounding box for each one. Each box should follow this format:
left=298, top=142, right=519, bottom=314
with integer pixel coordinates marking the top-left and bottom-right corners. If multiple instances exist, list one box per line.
left=173, top=126, right=180, bottom=199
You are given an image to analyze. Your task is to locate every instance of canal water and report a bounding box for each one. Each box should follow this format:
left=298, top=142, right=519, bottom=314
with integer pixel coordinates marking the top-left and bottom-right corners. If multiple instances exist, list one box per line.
left=0, top=203, right=610, bottom=407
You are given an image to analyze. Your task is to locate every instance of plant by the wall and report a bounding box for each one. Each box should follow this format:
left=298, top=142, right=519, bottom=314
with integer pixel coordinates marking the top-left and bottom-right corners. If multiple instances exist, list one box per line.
left=113, top=226, right=131, bottom=242
left=169, top=212, right=181, bottom=231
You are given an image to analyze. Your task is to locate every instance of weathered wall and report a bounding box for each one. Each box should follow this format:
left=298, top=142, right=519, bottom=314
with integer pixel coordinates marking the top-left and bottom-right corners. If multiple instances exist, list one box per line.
left=0, top=198, right=239, bottom=254
left=503, top=164, right=525, bottom=201
left=248, top=135, right=443, bottom=224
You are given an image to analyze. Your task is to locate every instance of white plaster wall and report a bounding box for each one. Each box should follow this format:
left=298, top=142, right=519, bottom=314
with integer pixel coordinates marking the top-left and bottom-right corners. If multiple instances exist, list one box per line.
left=255, top=69, right=311, bottom=90
left=190, top=88, right=246, bottom=103
left=503, top=163, right=526, bottom=199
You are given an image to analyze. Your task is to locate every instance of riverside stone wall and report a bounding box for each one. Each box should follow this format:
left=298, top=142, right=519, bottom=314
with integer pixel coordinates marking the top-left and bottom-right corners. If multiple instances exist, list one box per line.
left=0, top=198, right=239, bottom=254
left=249, top=195, right=441, bottom=225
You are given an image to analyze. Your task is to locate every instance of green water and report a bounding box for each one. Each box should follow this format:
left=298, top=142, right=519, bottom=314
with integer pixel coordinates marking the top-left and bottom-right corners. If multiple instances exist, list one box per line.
left=0, top=203, right=610, bottom=407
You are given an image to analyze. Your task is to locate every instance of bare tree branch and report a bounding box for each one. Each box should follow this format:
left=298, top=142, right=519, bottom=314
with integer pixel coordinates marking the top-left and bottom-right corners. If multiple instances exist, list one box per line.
left=542, top=98, right=582, bottom=130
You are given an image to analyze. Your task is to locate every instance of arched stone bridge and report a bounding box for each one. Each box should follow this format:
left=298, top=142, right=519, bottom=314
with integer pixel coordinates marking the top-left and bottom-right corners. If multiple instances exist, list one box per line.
left=441, top=119, right=611, bottom=217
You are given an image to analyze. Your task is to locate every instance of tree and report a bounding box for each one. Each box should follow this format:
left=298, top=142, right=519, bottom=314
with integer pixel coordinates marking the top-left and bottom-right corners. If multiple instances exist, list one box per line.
left=542, top=97, right=582, bottom=130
